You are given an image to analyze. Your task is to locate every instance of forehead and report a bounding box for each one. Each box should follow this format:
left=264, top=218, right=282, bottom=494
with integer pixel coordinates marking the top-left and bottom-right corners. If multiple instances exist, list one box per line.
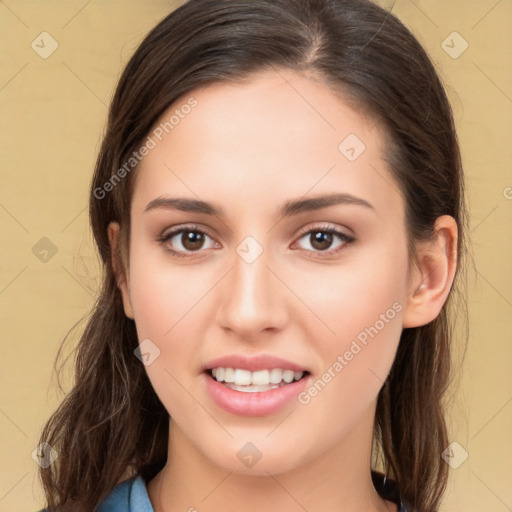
left=131, top=68, right=402, bottom=220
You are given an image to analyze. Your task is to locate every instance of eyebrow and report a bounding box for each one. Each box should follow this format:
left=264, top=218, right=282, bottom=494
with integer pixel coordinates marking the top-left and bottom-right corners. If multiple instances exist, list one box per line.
left=144, top=193, right=375, bottom=218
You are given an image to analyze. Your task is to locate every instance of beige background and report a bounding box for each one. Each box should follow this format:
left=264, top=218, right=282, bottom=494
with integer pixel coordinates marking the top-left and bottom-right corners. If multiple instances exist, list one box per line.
left=1, top=1, right=510, bottom=511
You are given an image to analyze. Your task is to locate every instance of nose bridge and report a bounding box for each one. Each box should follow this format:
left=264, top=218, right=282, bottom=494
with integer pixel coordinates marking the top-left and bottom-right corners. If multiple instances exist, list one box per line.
left=216, top=234, right=287, bottom=335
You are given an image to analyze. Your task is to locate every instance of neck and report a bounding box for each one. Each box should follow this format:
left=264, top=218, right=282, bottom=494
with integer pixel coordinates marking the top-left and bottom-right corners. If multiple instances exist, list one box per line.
left=147, top=403, right=396, bottom=512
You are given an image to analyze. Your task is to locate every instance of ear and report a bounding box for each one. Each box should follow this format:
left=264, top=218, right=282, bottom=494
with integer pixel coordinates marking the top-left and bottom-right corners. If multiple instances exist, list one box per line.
left=107, top=221, right=134, bottom=319
left=402, top=215, right=458, bottom=328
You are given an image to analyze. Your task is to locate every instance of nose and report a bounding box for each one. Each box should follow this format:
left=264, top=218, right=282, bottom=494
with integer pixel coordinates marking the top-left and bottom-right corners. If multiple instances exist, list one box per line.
left=215, top=240, right=289, bottom=340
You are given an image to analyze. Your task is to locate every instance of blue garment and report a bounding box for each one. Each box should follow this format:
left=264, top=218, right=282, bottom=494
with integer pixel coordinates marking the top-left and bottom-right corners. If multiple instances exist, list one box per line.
left=96, top=475, right=154, bottom=511
left=38, top=471, right=409, bottom=511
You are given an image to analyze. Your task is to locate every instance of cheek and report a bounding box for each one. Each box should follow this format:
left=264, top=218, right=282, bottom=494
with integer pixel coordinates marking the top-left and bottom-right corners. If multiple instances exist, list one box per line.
left=127, top=242, right=208, bottom=336
left=294, top=246, right=408, bottom=401
left=293, top=246, right=408, bottom=341
left=127, top=255, right=208, bottom=419
left=294, top=288, right=404, bottom=439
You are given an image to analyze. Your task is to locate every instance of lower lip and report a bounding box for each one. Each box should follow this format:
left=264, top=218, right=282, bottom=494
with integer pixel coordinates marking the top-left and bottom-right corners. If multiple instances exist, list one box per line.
left=202, top=371, right=309, bottom=417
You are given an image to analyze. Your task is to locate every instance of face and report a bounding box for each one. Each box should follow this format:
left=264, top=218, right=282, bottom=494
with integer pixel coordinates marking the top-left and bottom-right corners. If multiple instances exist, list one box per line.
left=114, top=69, right=415, bottom=475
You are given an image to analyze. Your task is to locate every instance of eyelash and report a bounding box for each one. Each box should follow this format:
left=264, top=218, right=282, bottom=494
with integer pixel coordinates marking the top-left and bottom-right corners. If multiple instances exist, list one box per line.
left=157, top=223, right=356, bottom=259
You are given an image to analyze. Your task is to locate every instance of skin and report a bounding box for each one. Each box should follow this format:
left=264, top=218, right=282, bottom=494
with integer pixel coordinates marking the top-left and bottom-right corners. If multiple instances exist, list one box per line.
left=108, top=68, right=457, bottom=512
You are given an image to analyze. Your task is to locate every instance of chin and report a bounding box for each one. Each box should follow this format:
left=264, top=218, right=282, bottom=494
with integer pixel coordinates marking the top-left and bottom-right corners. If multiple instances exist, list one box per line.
left=205, top=440, right=308, bottom=477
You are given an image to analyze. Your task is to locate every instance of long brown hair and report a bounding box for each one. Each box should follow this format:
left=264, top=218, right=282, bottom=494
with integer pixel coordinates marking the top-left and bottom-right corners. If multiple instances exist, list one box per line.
left=38, top=0, right=468, bottom=510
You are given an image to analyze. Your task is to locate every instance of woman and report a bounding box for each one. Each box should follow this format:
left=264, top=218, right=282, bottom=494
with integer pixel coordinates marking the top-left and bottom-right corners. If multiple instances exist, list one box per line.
left=37, top=0, right=467, bottom=510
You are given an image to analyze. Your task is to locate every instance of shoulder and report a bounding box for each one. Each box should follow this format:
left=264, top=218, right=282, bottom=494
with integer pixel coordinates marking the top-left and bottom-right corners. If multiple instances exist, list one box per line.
left=36, top=475, right=154, bottom=512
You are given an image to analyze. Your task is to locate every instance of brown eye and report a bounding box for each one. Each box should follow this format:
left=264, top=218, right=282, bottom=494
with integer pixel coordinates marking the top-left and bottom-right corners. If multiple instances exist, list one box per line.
left=309, top=231, right=334, bottom=251
left=158, top=226, right=217, bottom=257
left=294, top=225, right=355, bottom=256
left=180, top=230, right=206, bottom=251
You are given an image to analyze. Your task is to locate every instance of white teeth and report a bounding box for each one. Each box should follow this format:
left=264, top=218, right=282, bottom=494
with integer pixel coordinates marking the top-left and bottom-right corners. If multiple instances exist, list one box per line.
left=283, top=370, right=295, bottom=383
left=269, top=368, right=283, bottom=384
left=251, top=369, right=270, bottom=386
left=223, top=383, right=281, bottom=392
left=211, top=367, right=304, bottom=386
left=224, top=367, right=235, bottom=383
left=234, top=369, right=252, bottom=385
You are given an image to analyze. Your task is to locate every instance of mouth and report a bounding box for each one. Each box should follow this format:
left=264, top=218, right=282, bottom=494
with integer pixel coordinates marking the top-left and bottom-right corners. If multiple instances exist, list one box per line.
left=202, top=366, right=312, bottom=416
left=204, top=368, right=311, bottom=393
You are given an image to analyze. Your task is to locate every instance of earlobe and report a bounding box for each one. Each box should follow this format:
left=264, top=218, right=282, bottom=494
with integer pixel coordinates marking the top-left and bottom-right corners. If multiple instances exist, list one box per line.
left=107, top=221, right=135, bottom=320
left=403, top=215, right=458, bottom=328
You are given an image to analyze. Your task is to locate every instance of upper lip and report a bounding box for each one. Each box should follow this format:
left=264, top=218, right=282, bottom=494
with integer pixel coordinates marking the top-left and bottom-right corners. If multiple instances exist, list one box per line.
left=202, top=354, right=309, bottom=373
